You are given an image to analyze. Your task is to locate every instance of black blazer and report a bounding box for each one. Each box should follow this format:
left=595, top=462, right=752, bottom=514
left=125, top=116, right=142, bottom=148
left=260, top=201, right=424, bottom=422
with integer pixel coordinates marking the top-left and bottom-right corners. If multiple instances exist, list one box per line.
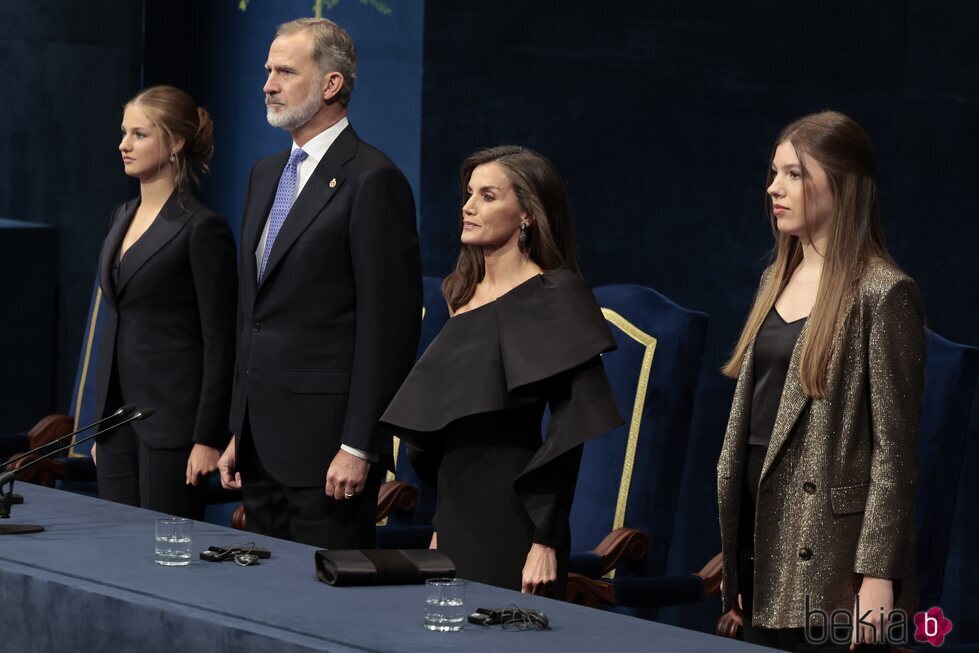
left=95, top=191, right=238, bottom=450
left=230, top=125, right=422, bottom=486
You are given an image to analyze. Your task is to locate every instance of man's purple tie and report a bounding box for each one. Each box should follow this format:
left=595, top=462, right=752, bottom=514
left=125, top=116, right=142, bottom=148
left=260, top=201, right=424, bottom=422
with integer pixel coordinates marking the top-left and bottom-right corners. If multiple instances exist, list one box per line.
left=259, top=148, right=309, bottom=281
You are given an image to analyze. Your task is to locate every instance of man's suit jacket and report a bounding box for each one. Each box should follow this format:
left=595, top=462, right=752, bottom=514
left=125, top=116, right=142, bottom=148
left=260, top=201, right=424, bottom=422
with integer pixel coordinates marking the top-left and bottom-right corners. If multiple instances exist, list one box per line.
left=230, top=125, right=422, bottom=487
left=717, top=261, right=925, bottom=629
left=95, top=191, right=238, bottom=450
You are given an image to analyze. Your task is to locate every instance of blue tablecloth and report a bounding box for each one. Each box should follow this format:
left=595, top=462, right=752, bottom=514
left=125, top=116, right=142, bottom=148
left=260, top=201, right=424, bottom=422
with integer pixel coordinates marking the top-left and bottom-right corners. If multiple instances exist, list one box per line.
left=0, top=484, right=762, bottom=652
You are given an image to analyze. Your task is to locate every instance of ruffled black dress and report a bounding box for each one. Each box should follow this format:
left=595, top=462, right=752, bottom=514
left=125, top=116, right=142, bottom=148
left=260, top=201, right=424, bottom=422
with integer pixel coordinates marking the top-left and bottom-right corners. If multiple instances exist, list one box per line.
left=380, top=270, right=622, bottom=595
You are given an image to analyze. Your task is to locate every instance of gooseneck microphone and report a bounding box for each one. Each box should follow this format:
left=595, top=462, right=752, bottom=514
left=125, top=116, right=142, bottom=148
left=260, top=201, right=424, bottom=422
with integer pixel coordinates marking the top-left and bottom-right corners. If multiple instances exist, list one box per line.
left=4, top=405, right=138, bottom=470
left=0, top=407, right=155, bottom=534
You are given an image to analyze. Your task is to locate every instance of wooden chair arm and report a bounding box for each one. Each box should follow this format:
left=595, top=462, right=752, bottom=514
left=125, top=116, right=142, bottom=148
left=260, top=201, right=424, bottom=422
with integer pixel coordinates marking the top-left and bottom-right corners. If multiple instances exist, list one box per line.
left=566, top=572, right=616, bottom=607
left=695, top=552, right=723, bottom=597
left=590, top=527, right=652, bottom=575
left=568, top=552, right=722, bottom=609
left=375, top=480, right=419, bottom=521
left=232, top=504, right=247, bottom=531
left=27, top=414, right=73, bottom=450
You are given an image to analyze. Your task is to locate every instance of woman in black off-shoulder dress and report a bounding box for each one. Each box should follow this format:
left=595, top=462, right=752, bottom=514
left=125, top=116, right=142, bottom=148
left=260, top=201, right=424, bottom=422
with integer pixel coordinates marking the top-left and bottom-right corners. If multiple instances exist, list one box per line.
left=381, top=146, right=622, bottom=597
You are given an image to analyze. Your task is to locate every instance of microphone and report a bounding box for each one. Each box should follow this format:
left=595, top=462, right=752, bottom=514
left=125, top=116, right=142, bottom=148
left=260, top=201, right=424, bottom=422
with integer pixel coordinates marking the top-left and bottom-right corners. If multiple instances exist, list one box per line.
left=0, top=407, right=154, bottom=533
left=4, top=404, right=137, bottom=469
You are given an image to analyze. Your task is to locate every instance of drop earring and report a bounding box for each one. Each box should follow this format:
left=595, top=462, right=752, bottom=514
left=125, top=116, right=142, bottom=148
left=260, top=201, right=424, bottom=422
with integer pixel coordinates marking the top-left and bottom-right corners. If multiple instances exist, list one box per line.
left=519, top=222, right=528, bottom=244
left=169, top=152, right=176, bottom=163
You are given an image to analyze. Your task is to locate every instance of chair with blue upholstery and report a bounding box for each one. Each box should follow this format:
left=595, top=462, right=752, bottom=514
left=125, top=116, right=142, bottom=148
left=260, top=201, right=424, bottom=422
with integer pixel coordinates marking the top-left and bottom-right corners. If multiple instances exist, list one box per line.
left=4, top=278, right=106, bottom=493
left=564, top=284, right=712, bottom=616
left=914, top=330, right=979, bottom=606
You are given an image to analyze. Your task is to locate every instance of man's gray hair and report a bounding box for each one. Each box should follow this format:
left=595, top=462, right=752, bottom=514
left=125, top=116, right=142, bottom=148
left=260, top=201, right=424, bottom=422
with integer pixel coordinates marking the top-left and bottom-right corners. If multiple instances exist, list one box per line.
left=276, top=18, right=357, bottom=106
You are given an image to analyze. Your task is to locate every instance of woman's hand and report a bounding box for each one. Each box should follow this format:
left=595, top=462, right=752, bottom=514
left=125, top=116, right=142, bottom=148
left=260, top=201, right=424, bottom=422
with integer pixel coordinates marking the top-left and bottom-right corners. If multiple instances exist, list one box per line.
left=429, top=532, right=438, bottom=550
left=729, top=593, right=744, bottom=628
left=521, top=543, right=557, bottom=595
left=91, top=442, right=98, bottom=466
left=185, top=443, right=221, bottom=486
left=718, top=578, right=744, bottom=628
left=851, top=576, right=893, bottom=651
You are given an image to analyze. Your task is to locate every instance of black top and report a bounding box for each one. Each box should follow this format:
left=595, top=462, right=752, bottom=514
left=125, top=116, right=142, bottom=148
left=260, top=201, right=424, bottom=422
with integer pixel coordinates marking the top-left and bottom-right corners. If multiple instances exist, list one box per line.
left=747, top=307, right=806, bottom=448
left=381, top=270, right=622, bottom=487
left=380, top=270, right=623, bottom=592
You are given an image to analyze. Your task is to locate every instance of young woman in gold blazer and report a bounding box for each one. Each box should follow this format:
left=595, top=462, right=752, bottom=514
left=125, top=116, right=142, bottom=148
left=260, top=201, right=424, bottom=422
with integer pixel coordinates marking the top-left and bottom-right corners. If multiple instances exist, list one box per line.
left=717, top=111, right=925, bottom=651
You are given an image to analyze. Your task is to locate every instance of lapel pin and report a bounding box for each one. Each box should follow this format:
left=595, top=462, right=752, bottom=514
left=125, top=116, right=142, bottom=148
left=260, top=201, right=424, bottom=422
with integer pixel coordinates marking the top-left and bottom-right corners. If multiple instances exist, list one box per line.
left=329, top=178, right=337, bottom=188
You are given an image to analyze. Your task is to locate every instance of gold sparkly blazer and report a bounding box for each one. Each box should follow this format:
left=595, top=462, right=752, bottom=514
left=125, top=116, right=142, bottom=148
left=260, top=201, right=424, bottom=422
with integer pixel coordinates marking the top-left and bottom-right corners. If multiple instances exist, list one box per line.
left=717, top=262, right=925, bottom=629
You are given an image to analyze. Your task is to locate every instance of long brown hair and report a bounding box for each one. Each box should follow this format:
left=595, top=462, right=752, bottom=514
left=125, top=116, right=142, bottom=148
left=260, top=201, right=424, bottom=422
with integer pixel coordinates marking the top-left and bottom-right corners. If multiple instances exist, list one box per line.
left=442, top=146, right=580, bottom=311
left=126, top=85, right=214, bottom=192
left=722, top=111, right=895, bottom=398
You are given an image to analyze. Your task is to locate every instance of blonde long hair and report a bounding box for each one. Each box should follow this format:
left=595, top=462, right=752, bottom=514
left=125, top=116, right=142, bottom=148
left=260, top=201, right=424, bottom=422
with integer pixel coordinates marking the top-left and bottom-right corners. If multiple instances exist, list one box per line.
left=722, top=111, right=895, bottom=398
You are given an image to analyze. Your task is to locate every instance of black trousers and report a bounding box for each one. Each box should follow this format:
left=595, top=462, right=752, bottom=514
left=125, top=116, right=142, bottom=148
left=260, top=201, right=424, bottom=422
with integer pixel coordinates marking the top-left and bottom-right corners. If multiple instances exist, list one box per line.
left=237, top=413, right=383, bottom=548
left=95, top=419, right=207, bottom=520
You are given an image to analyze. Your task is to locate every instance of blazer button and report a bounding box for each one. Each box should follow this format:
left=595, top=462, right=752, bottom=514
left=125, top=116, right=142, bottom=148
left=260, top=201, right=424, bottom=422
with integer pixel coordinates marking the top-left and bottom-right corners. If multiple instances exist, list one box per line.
left=244, top=366, right=251, bottom=375
left=253, top=322, right=261, bottom=332
left=798, top=547, right=813, bottom=561
left=803, top=482, right=817, bottom=494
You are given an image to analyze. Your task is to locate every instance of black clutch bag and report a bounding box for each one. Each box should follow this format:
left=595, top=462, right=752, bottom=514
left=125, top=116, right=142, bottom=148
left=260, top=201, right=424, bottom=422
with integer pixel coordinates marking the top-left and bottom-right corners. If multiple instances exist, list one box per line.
left=314, top=549, right=456, bottom=587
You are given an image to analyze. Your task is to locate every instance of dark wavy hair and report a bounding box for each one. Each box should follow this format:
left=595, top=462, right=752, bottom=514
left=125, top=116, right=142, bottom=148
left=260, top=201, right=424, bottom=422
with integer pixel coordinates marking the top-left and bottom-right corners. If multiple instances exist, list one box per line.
left=442, top=146, right=580, bottom=311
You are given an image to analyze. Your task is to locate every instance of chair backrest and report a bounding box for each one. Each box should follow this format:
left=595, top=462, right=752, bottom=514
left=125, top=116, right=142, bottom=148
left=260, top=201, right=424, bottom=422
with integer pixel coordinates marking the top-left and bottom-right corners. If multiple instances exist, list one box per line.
left=68, top=276, right=106, bottom=457
left=570, top=284, right=709, bottom=579
left=386, top=276, right=447, bottom=526
left=915, top=329, right=979, bottom=604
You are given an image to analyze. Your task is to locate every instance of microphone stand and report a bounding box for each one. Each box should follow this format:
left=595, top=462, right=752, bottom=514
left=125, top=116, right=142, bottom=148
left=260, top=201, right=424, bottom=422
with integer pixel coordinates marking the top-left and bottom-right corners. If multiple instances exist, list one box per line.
left=4, top=405, right=136, bottom=470
left=3, top=405, right=136, bottom=505
left=0, top=407, right=155, bottom=535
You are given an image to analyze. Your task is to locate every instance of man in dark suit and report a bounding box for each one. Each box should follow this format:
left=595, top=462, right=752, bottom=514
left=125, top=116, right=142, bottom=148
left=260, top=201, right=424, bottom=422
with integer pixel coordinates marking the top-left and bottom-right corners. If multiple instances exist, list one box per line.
left=218, top=17, right=421, bottom=548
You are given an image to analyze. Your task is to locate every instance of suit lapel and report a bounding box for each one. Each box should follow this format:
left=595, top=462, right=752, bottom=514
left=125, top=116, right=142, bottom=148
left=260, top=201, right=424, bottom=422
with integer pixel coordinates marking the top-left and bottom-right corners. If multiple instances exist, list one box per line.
left=256, top=127, right=358, bottom=291
left=760, top=317, right=812, bottom=483
left=99, top=199, right=138, bottom=306
left=115, top=191, right=192, bottom=295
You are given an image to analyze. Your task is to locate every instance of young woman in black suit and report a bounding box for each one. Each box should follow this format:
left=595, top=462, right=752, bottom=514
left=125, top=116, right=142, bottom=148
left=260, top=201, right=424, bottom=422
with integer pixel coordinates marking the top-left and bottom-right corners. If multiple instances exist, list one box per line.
left=92, top=86, right=237, bottom=520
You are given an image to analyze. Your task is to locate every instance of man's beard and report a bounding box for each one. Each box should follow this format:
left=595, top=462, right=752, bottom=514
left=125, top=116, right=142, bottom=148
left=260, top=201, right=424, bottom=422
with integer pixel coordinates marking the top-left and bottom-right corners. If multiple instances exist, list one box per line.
left=266, top=80, right=322, bottom=131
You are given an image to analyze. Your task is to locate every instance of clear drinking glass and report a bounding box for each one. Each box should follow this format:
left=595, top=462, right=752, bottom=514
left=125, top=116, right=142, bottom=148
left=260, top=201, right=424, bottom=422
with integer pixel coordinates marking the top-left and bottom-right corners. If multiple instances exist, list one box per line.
left=154, top=517, right=193, bottom=566
left=423, top=578, right=466, bottom=632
